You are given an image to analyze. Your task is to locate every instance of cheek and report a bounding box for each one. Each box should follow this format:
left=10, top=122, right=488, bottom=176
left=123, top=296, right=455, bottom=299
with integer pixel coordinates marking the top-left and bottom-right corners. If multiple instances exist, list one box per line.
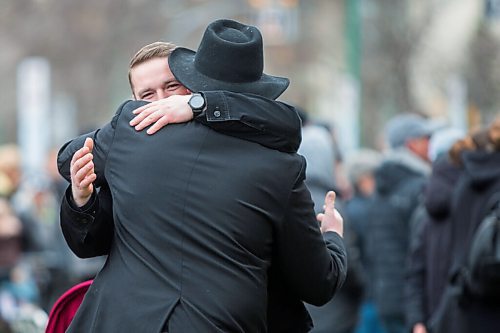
left=421, top=140, right=430, bottom=152
left=176, top=87, right=190, bottom=95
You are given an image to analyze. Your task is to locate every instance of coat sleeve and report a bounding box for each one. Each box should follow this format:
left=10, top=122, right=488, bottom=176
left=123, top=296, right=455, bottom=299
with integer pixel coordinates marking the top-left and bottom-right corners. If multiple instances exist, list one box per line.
left=197, top=91, right=302, bottom=153
left=60, top=183, right=114, bottom=258
left=58, top=94, right=301, bottom=180
left=57, top=101, right=140, bottom=257
left=274, top=156, right=347, bottom=306
left=57, top=100, right=142, bottom=184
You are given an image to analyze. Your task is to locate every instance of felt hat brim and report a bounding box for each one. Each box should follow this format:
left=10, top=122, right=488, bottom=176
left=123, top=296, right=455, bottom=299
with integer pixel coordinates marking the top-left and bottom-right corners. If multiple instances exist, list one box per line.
left=169, top=47, right=289, bottom=100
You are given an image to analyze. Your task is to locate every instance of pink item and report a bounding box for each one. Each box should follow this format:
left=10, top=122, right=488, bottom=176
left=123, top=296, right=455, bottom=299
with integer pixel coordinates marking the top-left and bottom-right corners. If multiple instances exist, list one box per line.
left=45, top=280, right=93, bottom=333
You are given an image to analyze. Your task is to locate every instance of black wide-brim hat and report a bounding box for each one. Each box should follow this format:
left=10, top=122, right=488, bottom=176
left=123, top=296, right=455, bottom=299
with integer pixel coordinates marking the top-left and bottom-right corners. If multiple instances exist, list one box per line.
left=169, top=19, right=289, bottom=100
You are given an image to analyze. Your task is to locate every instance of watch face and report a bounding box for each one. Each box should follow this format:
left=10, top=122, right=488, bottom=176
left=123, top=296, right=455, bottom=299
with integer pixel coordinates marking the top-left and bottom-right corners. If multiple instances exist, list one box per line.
left=189, top=94, right=205, bottom=110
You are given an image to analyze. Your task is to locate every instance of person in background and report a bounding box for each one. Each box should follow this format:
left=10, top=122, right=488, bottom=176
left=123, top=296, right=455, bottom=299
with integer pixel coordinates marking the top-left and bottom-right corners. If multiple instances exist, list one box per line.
left=311, top=120, right=352, bottom=200
left=404, top=127, right=465, bottom=333
left=365, top=113, right=435, bottom=333
left=297, top=108, right=338, bottom=210
left=0, top=198, right=23, bottom=286
left=0, top=145, right=43, bottom=254
left=0, top=197, right=45, bottom=329
left=343, top=149, right=386, bottom=333
left=0, top=145, right=45, bottom=309
left=437, top=117, right=500, bottom=333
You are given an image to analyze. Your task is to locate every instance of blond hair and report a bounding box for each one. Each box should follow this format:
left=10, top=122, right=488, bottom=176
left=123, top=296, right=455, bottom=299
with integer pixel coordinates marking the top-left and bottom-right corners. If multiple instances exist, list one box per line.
left=128, top=42, right=177, bottom=96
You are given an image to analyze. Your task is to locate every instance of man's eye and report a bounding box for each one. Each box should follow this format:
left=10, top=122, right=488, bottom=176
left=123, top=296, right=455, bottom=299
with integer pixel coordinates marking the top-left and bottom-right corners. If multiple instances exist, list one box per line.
left=166, top=83, right=181, bottom=91
left=141, top=93, right=153, bottom=99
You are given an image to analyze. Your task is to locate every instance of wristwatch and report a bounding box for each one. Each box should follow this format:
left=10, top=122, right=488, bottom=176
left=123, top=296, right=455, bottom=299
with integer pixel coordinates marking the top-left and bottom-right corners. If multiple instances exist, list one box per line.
left=188, top=93, right=206, bottom=116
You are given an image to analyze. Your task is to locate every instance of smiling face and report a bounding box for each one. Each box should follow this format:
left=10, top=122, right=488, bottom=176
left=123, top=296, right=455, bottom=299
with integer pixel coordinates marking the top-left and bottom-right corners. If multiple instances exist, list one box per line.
left=130, top=57, right=190, bottom=102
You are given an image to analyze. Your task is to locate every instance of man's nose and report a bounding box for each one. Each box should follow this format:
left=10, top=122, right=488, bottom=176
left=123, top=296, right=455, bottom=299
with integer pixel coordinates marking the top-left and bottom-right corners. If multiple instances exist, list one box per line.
left=156, top=89, right=166, bottom=100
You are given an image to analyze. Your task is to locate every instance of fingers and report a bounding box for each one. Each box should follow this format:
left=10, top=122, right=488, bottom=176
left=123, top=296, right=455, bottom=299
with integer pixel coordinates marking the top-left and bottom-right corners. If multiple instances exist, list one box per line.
left=130, top=105, right=153, bottom=126
left=72, top=158, right=95, bottom=188
left=69, top=139, right=96, bottom=206
left=130, top=101, right=163, bottom=126
left=130, top=96, right=193, bottom=133
left=74, top=159, right=94, bottom=184
left=70, top=146, right=89, bottom=167
left=70, top=139, right=95, bottom=186
left=71, top=148, right=92, bottom=169
left=132, top=103, right=148, bottom=115
left=79, top=172, right=96, bottom=188
left=70, top=138, right=93, bottom=165
left=147, top=117, right=169, bottom=135
left=136, top=112, right=166, bottom=131
left=130, top=105, right=167, bottom=131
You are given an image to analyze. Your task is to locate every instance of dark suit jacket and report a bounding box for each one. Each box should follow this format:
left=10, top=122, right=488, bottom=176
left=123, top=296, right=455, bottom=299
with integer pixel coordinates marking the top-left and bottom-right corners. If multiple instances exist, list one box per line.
left=58, top=99, right=347, bottom=332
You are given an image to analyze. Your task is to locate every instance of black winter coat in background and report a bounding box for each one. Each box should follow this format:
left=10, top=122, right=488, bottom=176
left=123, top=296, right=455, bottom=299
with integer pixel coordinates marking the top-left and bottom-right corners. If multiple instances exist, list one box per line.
left=345, top=193, right=375, bottom=300
left=442, top=150, right=500, bottom=333
left=366, top=154, right=427, bottom=319
left=404, top=156, right=462, bottom=329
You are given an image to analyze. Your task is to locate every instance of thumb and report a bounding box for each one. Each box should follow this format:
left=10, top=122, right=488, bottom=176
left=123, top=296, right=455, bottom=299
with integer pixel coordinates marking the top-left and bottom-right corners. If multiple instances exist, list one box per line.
left=84, top=137, right=94, bottom=153
left=324, top=191, right=336, bottom=211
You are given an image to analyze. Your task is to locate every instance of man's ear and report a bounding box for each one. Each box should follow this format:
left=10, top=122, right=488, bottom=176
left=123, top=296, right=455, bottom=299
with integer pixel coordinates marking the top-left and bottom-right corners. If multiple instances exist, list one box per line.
left=405, top=139, right=418, bottom=154
left=406, top=137, right=430, bottom=161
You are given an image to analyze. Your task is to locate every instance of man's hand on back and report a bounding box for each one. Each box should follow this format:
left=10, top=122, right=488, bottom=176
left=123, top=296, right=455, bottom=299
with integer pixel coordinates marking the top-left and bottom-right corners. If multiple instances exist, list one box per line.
left=130, top=94, right=193, bottom=135
left=70, top=137, right=96, bottom=207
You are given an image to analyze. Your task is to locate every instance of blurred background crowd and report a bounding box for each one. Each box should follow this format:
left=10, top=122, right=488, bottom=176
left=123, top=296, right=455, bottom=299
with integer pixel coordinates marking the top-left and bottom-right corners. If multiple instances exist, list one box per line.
left=1, top=0, right=500, bottom=332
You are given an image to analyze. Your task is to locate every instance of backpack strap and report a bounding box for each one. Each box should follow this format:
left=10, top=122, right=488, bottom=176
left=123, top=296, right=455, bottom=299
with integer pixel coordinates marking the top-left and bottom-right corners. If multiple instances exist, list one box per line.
left=479, top=191, right=500, bottom=259
left=464, top=190, right=500, bottom=302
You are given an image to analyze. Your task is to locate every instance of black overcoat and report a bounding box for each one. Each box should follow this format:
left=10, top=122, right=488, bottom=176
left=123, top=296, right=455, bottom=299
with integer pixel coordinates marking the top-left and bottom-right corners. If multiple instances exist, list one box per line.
left=57, top=99, right=347, bottom=332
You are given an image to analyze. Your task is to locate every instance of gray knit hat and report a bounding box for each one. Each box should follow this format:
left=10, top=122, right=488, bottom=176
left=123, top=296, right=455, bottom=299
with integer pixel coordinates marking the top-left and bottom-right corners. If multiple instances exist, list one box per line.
left=385, top=113, right=436, bottom=148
